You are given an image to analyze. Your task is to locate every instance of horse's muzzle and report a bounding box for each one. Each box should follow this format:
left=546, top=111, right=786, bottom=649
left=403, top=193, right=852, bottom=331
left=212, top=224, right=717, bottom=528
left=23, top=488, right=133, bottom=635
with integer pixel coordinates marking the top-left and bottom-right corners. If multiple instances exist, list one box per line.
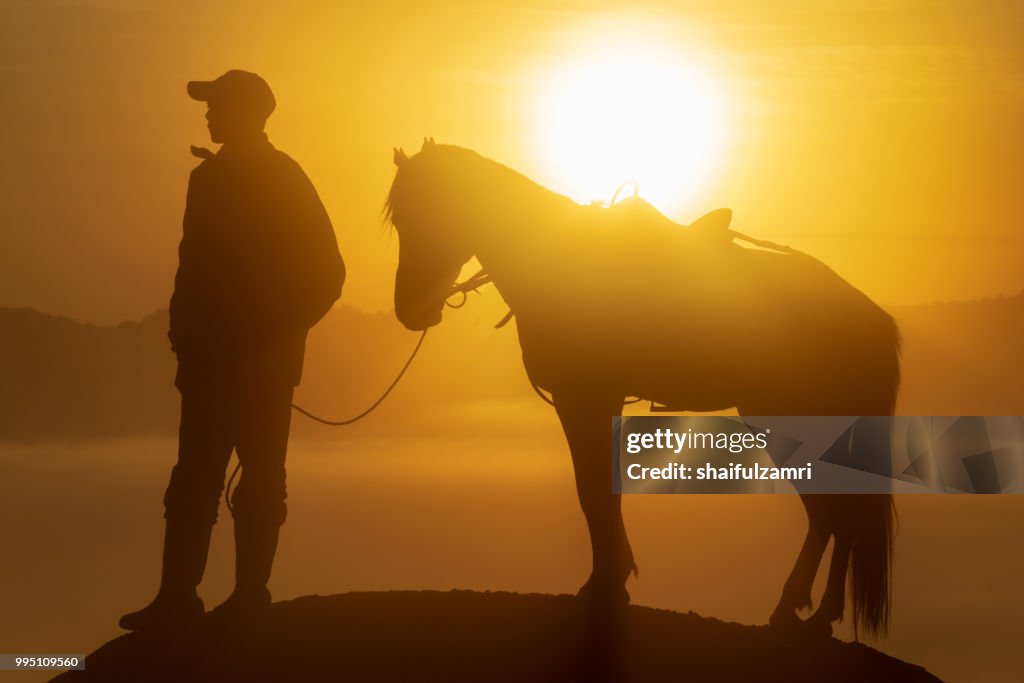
left=394, top=261, right=458, bottom=331
left=394, top=281, right=446, bottom=330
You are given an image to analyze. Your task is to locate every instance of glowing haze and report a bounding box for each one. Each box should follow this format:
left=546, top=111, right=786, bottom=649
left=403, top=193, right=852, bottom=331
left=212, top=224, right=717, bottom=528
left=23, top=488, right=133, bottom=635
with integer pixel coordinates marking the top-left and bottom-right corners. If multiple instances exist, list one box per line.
left=1, top=1, right=1023, bottom=323
left=533, top=39, right=728, bottom=213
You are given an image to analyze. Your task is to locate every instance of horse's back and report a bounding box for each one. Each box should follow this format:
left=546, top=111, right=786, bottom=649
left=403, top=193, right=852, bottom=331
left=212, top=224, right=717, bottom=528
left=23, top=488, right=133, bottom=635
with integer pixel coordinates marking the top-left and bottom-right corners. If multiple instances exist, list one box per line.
left=518, top=221, right=898, bottom=402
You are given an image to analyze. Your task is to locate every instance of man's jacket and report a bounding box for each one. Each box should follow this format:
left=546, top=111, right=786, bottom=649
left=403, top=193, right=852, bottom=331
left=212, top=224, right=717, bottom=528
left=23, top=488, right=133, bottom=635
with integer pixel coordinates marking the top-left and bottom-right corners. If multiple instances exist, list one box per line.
left=169, top=134, right=344, bottom=387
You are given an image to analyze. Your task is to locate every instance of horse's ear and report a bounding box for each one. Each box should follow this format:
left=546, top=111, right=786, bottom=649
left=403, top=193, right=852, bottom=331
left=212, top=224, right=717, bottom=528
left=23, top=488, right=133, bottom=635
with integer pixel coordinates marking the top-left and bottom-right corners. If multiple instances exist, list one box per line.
left=421, top=136, right=431, bottom=150
left=393, top=147, right=408, bottom=167
left=428, top=136, right=435, bottom=145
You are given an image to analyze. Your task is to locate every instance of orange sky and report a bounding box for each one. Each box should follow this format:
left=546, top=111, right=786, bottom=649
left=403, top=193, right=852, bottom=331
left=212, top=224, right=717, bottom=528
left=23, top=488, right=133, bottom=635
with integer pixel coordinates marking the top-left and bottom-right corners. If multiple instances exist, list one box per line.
left=2, top=0, right=1023, bottom=324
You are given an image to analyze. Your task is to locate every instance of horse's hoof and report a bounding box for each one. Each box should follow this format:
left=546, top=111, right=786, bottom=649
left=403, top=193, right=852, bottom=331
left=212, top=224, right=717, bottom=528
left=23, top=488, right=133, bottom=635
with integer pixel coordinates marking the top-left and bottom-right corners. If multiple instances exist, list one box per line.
left=800, top=616, right=834, bottom=639
left=577, top=580, right=630, bottom=609
left=768, top=608, right=802, bottom=631
left=770, top=609, right=835, bottom=639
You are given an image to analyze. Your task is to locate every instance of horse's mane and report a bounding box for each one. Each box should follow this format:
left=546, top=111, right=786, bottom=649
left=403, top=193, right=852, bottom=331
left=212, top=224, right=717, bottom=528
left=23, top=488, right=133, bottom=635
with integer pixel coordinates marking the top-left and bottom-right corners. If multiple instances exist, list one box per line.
left=384, top=144, right=573, bottom=229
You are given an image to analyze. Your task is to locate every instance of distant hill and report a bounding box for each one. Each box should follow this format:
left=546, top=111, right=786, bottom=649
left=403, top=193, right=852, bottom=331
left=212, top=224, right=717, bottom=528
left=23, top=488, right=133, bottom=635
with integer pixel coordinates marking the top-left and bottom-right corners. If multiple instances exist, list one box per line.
left=0, top=308, right=178, bottom=439
left=0, top=303, right=533, bottom=440
left=889, top=293, right=1024, bottom=414
left=2, top=292, right=1022, bottom=440
left=51, top=590, right=941, bottom=683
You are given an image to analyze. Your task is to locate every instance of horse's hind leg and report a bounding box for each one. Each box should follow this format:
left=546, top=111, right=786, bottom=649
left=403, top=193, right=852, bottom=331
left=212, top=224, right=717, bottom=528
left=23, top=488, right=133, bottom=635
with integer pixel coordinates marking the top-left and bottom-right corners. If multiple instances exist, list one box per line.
left=770, top=496, right=829, bottom=629
left=804, top=530, right=852, bottom=637
left=552, top=391, right=633, bottom=605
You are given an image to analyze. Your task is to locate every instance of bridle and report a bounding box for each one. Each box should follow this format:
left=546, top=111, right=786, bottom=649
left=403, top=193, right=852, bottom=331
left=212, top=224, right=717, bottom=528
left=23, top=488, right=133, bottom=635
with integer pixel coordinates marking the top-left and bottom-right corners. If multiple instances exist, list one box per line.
left=446, top=268, right=515, bottom=329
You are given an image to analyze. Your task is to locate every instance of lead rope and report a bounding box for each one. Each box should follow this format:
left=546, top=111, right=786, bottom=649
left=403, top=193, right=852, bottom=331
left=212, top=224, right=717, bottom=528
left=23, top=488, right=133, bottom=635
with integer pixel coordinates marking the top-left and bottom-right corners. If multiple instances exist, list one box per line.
left=224, top=268, right=501, bottom=512
left=224, top=328, right=428, bottom=513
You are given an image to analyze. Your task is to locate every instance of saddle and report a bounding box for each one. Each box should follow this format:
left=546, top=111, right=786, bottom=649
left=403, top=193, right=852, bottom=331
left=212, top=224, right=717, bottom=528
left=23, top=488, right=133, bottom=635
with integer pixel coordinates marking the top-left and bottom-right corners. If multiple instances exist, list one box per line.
left=608, top=196, right=736, bottom=245
left=689, top=207, right=733, bottom=237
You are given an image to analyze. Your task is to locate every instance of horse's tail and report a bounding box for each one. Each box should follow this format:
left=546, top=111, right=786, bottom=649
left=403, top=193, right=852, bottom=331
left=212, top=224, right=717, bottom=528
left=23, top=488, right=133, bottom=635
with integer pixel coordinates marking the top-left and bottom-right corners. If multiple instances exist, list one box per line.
left=848, top=490, right=896, bottom=638
left=848, top=314, right=900, bottom=638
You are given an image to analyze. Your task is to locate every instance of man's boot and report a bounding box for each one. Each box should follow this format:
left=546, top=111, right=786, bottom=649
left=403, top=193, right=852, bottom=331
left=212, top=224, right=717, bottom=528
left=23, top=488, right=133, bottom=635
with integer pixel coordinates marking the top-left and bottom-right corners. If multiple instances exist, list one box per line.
left=207, top=517, right=278, bottom=622
left=119, top=518, right=212, bottom=631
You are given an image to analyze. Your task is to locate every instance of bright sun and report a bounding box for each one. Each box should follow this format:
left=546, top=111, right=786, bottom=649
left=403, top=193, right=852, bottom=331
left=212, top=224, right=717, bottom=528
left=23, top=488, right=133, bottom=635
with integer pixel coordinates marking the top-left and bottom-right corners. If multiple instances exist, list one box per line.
left=533, top=41, right=728, bottom=216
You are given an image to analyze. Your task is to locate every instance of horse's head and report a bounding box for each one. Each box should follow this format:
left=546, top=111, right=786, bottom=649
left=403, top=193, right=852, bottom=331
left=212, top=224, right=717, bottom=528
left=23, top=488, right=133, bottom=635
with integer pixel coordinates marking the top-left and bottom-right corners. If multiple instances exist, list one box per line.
left=386, top=138, right=475, bottom=330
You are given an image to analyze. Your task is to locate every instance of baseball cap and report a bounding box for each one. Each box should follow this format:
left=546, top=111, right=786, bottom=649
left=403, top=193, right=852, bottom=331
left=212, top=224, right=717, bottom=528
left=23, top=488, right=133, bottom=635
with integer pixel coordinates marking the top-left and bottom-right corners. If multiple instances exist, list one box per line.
left=187, top=70, right=276, bottom=119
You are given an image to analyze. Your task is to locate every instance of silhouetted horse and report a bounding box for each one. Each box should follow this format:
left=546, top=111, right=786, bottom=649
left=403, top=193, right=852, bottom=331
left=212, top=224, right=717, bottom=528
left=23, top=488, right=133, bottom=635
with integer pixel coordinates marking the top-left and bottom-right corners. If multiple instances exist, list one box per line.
left=386, top=139, right=899, bottom=638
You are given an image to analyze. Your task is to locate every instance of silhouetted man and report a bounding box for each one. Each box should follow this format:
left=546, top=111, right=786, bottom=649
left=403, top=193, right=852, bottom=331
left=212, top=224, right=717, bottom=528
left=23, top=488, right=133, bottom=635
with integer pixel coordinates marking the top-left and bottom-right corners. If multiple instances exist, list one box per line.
left=120, top=70, right=344, bottom=630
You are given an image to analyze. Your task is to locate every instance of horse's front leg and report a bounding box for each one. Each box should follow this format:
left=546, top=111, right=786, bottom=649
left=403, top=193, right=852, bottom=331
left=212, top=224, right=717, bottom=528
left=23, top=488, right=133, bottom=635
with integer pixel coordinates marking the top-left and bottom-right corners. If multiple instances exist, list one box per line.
left=770, top=505, right=829, bottom=629
left=552, top=390, right=633, bottom=605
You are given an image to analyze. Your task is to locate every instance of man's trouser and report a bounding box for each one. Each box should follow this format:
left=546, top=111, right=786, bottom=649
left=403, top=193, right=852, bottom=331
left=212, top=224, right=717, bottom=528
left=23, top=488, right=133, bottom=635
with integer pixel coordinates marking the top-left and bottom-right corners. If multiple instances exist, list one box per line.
left=164, top=377, right=295, bottom=528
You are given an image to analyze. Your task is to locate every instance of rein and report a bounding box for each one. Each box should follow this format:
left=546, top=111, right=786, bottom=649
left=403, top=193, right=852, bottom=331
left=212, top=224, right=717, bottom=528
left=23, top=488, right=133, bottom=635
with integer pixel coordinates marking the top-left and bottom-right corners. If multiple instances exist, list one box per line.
left=446, top=269, right=515, bottom=328
left=444, top=269, right=492, bottom=308
left=225, top=327, right=429, bottom=513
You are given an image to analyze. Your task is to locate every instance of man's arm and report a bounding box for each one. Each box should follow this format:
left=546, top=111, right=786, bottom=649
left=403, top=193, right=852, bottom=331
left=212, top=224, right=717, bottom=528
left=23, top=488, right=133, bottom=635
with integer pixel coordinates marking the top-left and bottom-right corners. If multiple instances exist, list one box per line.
left=168, top=166, right=208, bottom=356
left=269, top=157, right=345, bottom=332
